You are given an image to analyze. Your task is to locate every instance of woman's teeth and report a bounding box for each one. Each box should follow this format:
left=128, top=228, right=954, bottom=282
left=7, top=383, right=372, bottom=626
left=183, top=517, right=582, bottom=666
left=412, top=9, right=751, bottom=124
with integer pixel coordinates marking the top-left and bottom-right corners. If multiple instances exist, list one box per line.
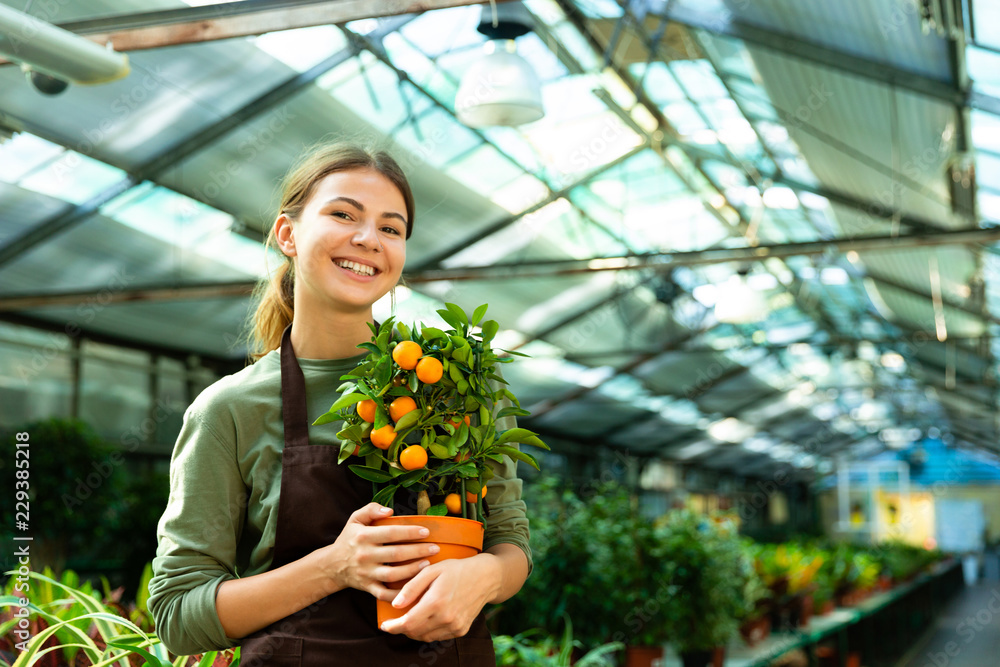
left=335, top=259, right=376, bottom=276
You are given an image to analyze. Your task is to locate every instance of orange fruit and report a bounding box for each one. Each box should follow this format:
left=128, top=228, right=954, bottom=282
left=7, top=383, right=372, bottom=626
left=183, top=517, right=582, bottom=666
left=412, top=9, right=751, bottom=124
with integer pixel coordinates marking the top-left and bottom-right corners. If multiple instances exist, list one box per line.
left=357, top=399, right=377, bottom=423
left=447, top=414, right=471, bottom=429
left=371, top=424, right=397, bottom=450
left=466, top=487, right=487, bottom=503
left=392, top=341, right=423, bottom=370
left=444, top=493, right=462, bottom=515
left=389, top=396, right=417, bottom=423
left=453, top=452, right=470, bottom=462
left=399, top=445, right=428, bottom=470
left=415, top=357, right=443, bottom=384
left=352, top=444, right=361, bottom=456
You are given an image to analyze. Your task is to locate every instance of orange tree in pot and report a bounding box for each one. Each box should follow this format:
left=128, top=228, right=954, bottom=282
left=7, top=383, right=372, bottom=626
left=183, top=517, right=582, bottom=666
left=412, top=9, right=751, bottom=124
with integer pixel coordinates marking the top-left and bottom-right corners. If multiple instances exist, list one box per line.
left=313, top=302, right=548, bottom=626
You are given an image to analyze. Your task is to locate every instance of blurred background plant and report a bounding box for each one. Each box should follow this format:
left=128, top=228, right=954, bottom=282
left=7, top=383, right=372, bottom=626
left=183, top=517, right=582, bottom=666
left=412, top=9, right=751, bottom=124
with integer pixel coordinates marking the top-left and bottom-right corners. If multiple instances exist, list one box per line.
left=0, top=419, right=168, bottom=597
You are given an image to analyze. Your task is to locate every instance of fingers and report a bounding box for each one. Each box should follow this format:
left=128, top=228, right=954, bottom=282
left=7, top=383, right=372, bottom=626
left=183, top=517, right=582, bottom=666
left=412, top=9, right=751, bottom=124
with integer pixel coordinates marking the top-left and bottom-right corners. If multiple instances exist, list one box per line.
left=375, top=558, right=432, bottom=584
left=391, top=565, right=438, bottom=609
left=371, top=541, right=439, bottom=565
left=348, top=502, right=394, bottom=526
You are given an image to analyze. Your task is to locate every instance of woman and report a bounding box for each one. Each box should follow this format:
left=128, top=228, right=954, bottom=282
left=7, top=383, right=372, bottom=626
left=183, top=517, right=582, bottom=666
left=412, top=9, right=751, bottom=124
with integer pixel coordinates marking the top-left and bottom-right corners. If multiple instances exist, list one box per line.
left=148, top=143, right=531, bottom=666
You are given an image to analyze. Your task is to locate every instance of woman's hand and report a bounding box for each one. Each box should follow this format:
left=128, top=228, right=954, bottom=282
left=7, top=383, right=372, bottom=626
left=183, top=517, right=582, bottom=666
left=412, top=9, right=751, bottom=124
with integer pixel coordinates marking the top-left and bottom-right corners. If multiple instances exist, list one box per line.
left=378, top=552, right=502, bottom=642
left=316, top=503, right=440, bottom=602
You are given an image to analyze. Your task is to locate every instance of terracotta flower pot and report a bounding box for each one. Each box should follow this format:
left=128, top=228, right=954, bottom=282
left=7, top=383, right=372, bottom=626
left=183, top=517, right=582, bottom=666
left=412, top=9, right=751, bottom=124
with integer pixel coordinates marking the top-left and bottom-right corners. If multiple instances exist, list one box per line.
left=625, top=645, right=664, bottom=667
left=371, top=515, right=484, bottom=627
left=739, top=615, right=772, bottom=646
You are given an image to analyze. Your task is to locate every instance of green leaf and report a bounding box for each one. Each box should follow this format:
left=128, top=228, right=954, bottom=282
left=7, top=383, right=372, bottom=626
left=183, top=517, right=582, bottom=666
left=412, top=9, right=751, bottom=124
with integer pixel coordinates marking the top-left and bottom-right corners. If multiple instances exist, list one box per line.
left=339, top=440, right=358, bottom=464
left=497, top=406, right=531, bottom=419
left=500, top=348, right=529, bottom=357
left=456, top=379, right=469, bottom=395
left=348, top=465, right=393, bottom=483
left=396, top=322, right=411, bottom=340
left=372, top=485, right=398, bottom=507
left=495, top=445, right=541, bottom=470
left=312, top=411, right=339, bottom=426
left=481, top=320, right=499, bottom=343
left=479, top=405, right=491, bottom=426
left=429, top=443, right=451, bottom=459
left=520, top=435, right=550, bottom=450
left=408, top=371, right=418, bottom=393
left=448, top=362, right=464, bottom=384
left=446, top=302, right=469, bottom=326
left=325, top=392, right=368, bottom=414
left=502, top=388, right=521, bottom=408
left=449, top=422, right=469, bottom=449
left=357, top=342, right=381, bottom=354
left=495, top=427, right=541, bottom=446
left=427, top=504, right=448, bottom=516
left=455, top=462, right=478, bottom=476
left=436, top=308, right=460, bottom=329
left=394, top=409, right=421, bottom=432
left=374, top=405, right=390, bottom=430
left=394, top=469, right=428, bottom=487
left=421, top=327, right=447, bottom=341
left=106, top=642, right=168, bottom=667
left=471, top=303, right=488, bottom=327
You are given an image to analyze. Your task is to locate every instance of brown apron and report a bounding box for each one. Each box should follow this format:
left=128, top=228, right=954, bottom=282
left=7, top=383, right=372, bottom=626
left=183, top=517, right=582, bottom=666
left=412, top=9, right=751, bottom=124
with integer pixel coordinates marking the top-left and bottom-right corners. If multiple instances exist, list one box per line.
left=239, top=324, right=496, bottom=666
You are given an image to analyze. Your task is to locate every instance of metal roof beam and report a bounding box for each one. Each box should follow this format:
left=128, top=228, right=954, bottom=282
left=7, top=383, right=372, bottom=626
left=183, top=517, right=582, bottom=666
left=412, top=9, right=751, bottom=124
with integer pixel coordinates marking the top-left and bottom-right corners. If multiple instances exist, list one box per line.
left=404, top=226, right=1000, bottom=283
left=0, top=0, right=505, bottom=60
left=655, top=4, right=1000, bottom=115
left=0, top=280, right=254, bottom=312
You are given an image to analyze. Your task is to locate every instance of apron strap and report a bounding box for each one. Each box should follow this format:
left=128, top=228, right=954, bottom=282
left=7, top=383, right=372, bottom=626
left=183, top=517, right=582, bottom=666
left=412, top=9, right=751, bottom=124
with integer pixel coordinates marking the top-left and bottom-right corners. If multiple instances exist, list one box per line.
left=280, top=323, right=310, bottom=449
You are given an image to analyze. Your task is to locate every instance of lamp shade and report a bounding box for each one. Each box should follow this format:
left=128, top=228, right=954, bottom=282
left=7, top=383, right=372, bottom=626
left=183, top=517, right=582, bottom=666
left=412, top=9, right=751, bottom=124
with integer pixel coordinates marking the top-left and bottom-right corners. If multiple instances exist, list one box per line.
left=714, top=274, right=768, bottom=324
left=455, top=40, right=543, bottom=128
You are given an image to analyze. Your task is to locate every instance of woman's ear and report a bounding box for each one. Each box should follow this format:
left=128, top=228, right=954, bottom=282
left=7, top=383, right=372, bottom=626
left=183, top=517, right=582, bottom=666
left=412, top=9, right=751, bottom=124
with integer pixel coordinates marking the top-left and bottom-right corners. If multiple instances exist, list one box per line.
left=274, top=214, right=296, bottom=257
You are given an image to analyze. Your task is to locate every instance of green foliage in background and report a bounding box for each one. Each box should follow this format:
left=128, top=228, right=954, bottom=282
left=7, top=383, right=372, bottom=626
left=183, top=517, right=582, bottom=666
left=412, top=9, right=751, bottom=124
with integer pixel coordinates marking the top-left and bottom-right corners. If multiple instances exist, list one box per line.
left=0, top=419, right=168, bottom=589
left=0, top=567, right=238, bottom=667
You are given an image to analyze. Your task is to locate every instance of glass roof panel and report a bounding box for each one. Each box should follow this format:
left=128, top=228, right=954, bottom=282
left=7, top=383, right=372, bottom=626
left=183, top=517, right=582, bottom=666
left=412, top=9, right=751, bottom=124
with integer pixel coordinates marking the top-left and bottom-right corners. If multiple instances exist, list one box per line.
left=972, top=110, right=1000, bottom=154
left=399, top=5, right=484, bottom=57
left=630, top=62, right=687, bottom=105
left=443, top=143, right=525, bottom=196
left=670, top=60, right=729, bottom=101
left=971, top=0, right=1000, bottom=51
left=976, top=150, right=1000, bottom=185
left=101, top=183, right=234, bottom=251
left=968, top=46, right=1000, bottom=98
left=392, top=107, right=482, bottom=170
left=321, top=55, right=417, bottom=132
left=250, top=25, right=348, bottom=72
left=0, top=133, right=64, bottom=183
left=19, top=152, right=125, bottom=206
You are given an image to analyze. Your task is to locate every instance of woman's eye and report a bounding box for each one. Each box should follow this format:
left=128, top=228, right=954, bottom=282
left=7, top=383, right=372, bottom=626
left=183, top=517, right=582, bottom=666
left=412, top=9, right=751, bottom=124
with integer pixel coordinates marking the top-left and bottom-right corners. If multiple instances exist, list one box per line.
left=330, top=211, right=351, bottom=220
left=381, top=226, right=401, bottom=235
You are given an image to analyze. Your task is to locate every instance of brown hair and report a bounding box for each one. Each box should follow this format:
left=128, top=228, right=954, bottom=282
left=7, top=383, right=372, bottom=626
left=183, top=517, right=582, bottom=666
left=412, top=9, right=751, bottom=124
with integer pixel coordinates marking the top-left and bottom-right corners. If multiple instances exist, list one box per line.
left=242, top=141, right=414, bottom=362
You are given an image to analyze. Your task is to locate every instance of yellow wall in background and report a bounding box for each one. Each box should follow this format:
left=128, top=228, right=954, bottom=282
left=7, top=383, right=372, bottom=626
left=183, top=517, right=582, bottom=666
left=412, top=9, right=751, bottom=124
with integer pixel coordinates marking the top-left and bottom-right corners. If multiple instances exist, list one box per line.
left=819, top=485, right=1000, bottom=546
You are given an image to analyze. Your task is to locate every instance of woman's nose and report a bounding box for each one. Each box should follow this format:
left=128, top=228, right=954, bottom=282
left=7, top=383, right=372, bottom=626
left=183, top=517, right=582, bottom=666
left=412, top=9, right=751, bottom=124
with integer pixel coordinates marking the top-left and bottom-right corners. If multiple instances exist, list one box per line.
left=352, top=220, right=381, bottom=252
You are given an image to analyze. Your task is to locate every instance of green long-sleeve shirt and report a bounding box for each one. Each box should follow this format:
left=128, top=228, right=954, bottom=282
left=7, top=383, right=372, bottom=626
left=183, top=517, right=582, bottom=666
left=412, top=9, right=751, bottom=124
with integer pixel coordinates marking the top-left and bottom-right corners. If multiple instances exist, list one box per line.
left=148, top=348, right=531, bottom=656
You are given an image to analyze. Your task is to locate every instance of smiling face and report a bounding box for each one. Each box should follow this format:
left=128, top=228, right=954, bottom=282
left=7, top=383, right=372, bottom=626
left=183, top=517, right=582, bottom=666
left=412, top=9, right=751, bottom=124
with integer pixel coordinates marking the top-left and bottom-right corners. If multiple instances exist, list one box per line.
left=275, top=168, right=408, bottom=314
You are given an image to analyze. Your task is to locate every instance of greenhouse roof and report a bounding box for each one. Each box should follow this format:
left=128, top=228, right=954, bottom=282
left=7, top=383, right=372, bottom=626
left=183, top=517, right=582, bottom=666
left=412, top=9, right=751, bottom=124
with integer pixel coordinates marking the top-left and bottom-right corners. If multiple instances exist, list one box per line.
left=2, top=0, right=1000, bottom=479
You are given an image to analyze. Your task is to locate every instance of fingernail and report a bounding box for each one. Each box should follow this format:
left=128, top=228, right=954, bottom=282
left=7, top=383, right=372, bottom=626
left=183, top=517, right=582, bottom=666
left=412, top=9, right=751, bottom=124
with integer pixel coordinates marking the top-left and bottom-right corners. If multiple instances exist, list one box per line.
left=419, top=559, right=431, bottom=569
left=379, top=506, right=392, bottom=514
left=428, top=544, right=440, bottom=554
left=394, top=596, right=406, bottom=608
left=419, top=528, right=430, bottom=537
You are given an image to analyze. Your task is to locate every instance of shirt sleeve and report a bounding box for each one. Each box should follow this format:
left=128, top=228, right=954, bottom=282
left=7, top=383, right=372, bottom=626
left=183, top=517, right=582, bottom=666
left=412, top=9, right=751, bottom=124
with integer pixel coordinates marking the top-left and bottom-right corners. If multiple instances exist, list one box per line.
left=482, top=364, right=533, bottom=574
left=148, top=405, right=244, bottom=655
